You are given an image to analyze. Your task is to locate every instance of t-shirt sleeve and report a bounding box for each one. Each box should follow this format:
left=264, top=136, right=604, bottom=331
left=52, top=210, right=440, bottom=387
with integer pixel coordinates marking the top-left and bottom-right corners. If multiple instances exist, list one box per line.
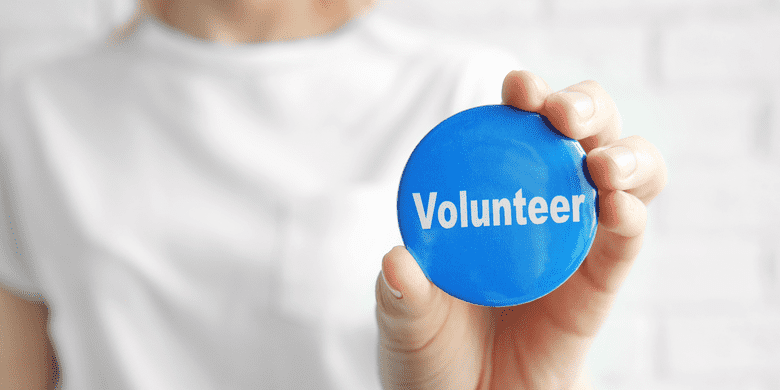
left=0, top=78, right=44, bottom=300
left=0, top=186, right=41, bottom=299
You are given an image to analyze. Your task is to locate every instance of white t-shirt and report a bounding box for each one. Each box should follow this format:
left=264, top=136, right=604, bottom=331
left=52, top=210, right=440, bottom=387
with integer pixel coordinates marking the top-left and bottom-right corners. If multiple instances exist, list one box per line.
left=0, top=13, right=518, bottom=390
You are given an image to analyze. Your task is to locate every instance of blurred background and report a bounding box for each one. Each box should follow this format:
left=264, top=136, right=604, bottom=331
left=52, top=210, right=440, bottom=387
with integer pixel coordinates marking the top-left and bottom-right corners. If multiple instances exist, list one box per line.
left=1, top=0, right=779, bottom=389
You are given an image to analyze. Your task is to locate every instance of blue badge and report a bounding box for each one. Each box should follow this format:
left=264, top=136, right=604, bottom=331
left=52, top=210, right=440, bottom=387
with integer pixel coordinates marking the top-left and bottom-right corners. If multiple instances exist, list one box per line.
left=397, top=105, right=598, bottom=307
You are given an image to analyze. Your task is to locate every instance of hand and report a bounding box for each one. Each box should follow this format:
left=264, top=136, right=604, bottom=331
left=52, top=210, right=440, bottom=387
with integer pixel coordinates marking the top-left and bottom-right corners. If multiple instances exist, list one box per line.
left=375, top=71, right=667, bottom=390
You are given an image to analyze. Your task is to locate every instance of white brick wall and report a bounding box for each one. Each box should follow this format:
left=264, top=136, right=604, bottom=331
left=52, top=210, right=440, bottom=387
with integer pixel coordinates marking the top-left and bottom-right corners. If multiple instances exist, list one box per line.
left=647, top=236, right=764, bottom=306
left=661, top=13, right=780, bottom=86
left=666, top=311, right=780, bottom=374
left=2, top=0, right=779, bottom=388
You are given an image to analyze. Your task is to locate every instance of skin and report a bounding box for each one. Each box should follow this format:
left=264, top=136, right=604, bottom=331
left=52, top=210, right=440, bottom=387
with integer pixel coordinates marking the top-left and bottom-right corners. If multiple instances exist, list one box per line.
left=143, top=0, right=375, bottom=43
left=0, top=289, right=57, bottom=389
left=376, top=71, right=668, bottom=390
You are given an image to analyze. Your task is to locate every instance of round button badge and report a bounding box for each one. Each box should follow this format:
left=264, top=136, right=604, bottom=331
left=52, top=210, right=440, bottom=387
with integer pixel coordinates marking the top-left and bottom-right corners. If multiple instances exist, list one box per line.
left=397, top=105, right=598, bottom=307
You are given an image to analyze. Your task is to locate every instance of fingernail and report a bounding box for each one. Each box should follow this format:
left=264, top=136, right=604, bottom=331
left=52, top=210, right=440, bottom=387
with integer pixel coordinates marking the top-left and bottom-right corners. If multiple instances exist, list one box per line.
left=603, top=146, right=636, bottom=178
left=382, top=270, right=403, bottom=299
left=559, top=91, right=594, bottom=119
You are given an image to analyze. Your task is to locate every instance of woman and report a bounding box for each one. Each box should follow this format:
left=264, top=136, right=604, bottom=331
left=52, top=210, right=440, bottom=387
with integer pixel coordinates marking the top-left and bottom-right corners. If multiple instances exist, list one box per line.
left=0, top=0, right=667, bottom=388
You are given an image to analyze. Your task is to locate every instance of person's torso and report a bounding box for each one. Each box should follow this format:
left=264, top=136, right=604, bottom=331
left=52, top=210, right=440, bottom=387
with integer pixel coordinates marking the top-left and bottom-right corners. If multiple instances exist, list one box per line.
left=1, top=14, right=516, bottom=389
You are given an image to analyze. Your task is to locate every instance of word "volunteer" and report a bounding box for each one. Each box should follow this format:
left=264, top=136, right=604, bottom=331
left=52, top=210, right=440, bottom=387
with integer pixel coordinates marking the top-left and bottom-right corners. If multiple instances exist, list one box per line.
left=413, top=190, right=586, bottom=230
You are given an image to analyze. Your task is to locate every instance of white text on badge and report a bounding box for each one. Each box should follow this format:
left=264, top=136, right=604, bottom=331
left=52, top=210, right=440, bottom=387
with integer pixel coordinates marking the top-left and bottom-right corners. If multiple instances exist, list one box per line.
left=412, top=190, right=586, bottom=230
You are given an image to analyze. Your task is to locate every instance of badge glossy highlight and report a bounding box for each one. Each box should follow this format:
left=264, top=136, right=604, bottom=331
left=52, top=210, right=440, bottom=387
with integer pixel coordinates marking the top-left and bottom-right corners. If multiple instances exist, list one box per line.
left=397, top=105, right=598, bottom=307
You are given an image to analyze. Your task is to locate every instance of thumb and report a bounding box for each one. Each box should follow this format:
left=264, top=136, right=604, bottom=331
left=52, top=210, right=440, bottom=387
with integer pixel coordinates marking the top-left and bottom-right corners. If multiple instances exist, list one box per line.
left=375, top=246, right=450, bottom=351
left=376, top=246, right=439, bottom=319
left=375, top=247, right=488, bottom=390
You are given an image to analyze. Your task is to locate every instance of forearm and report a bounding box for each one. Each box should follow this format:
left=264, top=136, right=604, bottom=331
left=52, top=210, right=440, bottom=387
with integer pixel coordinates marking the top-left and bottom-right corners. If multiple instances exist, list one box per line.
left=0, top=288, right=57, bottom=389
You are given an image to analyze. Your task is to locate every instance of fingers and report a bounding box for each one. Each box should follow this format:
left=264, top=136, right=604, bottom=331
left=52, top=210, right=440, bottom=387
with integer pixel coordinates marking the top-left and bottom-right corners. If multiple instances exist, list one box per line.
left=502, top=71, right=622, bottom=153
left=586, top=135, right=668, bottom=203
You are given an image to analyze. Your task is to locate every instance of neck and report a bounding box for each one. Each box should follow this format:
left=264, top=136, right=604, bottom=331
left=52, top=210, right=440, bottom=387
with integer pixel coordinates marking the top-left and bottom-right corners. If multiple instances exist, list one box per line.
left=145, top=0, right=373, bottom=43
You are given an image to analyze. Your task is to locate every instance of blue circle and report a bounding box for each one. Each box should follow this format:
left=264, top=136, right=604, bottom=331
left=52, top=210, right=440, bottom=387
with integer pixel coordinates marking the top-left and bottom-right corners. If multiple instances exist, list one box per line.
left=397, top=105, right=598, bottom=307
